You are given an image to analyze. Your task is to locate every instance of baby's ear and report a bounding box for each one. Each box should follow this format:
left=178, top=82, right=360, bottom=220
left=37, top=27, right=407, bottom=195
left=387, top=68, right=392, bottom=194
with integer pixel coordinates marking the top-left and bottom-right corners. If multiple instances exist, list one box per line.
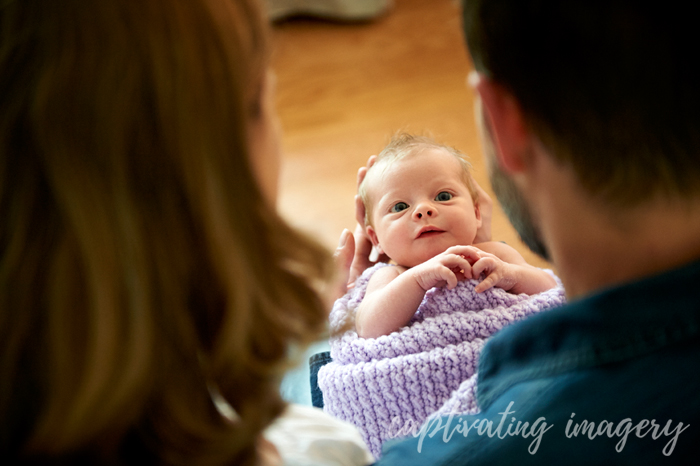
left=366, top=225, right=384, bottom=254
left=474, top=199, right=483, bottom=227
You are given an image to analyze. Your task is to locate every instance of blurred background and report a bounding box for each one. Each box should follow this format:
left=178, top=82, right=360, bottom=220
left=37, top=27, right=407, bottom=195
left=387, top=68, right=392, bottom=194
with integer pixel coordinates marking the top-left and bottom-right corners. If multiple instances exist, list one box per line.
left=270, top=0, right=553, bottom=404
left=271, top=0, right=551, bottom=270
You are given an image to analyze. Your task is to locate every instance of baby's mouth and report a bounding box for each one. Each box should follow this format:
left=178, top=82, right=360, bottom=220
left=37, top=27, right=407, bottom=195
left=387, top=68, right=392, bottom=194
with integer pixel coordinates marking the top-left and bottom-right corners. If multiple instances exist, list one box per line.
left=416, top=227, right=445, bottom=239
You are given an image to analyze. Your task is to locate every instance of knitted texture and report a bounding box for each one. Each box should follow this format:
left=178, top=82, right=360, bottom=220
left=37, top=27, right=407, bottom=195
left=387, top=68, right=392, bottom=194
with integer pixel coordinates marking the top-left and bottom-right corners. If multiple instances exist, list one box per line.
left=318, top=263, right=566, bottom=458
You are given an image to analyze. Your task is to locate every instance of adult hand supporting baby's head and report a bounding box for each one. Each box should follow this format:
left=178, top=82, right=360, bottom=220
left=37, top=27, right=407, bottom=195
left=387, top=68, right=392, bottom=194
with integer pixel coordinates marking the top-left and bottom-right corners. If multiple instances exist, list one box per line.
left=332, top=222, right=381, bottom=302
left=330, top=228, right=356, bottom=302
left=354, top=155, right=377, bottom=226
left=347, top=155, right=390, bottom=287
left=348, top=223, right=378, bottom=287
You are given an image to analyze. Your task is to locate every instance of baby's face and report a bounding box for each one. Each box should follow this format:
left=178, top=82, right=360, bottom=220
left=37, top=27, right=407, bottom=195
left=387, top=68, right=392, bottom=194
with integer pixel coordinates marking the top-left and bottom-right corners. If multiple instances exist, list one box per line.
left=366, top=148, right=482, bottom=268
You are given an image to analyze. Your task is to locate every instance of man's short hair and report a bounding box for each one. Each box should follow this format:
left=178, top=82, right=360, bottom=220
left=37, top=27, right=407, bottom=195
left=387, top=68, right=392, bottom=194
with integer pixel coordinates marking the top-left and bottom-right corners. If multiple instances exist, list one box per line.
left=463, top=1, right=700, bottom=205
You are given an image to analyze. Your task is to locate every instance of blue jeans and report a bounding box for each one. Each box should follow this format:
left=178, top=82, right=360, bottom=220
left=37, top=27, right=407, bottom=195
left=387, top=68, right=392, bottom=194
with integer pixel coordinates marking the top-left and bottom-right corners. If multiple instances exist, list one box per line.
left=308, top=351, right=332, bottom=408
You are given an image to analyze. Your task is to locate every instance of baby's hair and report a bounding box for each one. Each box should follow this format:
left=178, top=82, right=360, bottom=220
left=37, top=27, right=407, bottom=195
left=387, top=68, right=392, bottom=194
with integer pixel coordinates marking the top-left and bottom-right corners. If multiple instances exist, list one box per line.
left=359, top=133, right=479, bottom=227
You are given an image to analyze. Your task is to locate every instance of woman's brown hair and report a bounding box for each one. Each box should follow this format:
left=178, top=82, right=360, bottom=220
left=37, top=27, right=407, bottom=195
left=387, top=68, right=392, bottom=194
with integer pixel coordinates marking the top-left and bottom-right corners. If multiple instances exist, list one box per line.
left=0, top=0, right=331, bottom=463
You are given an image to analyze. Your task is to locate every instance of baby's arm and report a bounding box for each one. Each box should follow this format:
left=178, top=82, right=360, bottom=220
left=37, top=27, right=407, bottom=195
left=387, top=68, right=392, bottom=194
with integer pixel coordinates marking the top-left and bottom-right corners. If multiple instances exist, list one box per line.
left=355, top=246, right=474, bottom=339
left=468, top=242, right=557, bottom=294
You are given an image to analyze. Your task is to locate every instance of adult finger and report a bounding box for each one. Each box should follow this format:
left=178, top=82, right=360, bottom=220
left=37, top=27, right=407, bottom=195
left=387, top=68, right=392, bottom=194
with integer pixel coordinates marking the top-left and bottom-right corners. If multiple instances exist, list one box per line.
left=355, top=155, right=377, bottom=226
left=356, top=155, right=377, bottom=189
left=348, top=224, right=373, bottom=288
left=331, top=229, right=354, bottom=301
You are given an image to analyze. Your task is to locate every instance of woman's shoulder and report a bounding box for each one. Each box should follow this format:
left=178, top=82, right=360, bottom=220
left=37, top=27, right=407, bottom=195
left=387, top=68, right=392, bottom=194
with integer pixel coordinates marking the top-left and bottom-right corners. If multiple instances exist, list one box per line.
left=264, top=404, right=374, bottom=465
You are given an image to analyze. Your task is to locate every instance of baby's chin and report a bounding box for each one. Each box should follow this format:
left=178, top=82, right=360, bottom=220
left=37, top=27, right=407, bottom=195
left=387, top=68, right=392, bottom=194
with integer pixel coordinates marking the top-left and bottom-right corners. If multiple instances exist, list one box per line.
left=395, top=251, right=444, bottom=269
left=395, top=241, right=469, bottom=268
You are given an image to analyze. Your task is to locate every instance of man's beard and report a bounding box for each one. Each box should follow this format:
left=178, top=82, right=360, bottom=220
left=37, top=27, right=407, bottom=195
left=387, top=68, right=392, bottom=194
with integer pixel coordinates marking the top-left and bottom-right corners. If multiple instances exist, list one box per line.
left=475, top=99, right=550, bottom=261
left=488, top=160, right=551, bottom=261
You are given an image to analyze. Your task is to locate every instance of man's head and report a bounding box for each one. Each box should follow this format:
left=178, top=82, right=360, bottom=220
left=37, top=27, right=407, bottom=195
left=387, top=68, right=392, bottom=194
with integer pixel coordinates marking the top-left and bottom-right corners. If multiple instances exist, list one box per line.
left=359, top=134, right=482, bottom=267
left=463, top=1, right=700, bottom=207
left=474, top=96, right=550, bottom=260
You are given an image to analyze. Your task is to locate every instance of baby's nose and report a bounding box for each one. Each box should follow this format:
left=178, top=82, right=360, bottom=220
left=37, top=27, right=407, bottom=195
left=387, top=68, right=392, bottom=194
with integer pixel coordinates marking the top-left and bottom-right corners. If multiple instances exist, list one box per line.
left=415, top=205, right=434, bottom=219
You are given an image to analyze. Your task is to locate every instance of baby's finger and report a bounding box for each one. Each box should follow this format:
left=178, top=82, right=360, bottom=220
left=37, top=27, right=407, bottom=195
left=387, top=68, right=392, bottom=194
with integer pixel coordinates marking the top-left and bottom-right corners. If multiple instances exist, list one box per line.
left=441, top=266, right=459, bottom=289
left=472, top=257, right=496, bottom=278
left=475, top=273, right=499, bottom=293
left=438, top=253, right=473, bottom=279
left=444, top=245, right=482, bottom=264
left=453, top=256, right=474, bottom=280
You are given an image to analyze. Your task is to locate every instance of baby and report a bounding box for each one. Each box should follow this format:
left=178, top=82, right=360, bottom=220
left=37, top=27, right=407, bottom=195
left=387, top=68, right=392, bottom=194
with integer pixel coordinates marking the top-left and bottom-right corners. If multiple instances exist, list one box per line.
left=356, top=133, right=557, bottom=338
left=318, top=134, right=565, bottom=457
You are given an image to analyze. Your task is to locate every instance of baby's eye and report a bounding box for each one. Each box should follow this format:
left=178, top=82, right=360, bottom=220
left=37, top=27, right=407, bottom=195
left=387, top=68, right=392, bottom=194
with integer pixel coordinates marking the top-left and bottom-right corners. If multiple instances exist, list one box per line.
left=435, top=191, right=453, bottom=202
left=391, top=202, right=409, bottom=213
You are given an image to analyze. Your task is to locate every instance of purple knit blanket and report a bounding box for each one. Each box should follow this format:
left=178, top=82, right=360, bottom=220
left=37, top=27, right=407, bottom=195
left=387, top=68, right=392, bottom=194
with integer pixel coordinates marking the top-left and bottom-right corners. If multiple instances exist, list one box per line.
left=318, top=263, right=566, bottom=458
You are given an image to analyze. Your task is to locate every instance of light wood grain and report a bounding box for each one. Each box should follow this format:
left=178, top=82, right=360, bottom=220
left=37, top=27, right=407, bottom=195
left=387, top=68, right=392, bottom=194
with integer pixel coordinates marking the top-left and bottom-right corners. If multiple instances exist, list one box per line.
left=272, top=0, right=553, bottom=270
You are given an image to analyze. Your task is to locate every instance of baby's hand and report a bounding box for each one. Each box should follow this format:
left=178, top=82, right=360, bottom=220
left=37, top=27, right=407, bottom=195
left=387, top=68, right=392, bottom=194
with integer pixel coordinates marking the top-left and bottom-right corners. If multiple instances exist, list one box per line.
left=408, top=246, right=475, bottom=291
left=461, top=246, right=518, bottom=293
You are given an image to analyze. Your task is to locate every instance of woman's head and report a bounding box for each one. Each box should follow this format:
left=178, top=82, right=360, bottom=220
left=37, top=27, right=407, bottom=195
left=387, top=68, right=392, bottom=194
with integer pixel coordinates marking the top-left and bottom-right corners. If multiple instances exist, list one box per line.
left=0, top=0, right=330, bottom=463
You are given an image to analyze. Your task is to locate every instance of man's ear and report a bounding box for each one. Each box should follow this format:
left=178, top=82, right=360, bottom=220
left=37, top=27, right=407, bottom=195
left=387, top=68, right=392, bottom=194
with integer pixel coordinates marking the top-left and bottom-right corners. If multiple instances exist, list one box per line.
left=365, top=225, right=384, bottom=255
left=471, top=73, right=530, bottom=174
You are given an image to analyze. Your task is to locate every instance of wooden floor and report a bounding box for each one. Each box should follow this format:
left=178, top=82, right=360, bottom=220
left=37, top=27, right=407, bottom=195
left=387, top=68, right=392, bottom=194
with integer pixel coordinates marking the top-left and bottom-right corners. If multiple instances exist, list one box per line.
left=271, top=0, right=552, bottom=270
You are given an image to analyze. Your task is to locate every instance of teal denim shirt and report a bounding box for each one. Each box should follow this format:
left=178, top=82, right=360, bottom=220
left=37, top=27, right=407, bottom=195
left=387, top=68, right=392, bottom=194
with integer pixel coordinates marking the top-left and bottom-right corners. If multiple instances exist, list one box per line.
left=377, top=260, right=700, bottom=465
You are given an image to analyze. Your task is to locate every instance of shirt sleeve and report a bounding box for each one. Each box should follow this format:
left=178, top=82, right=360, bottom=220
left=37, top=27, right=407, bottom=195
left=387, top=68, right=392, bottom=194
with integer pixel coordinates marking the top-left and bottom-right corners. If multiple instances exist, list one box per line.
left=264, top=403, right=375, bottom=466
